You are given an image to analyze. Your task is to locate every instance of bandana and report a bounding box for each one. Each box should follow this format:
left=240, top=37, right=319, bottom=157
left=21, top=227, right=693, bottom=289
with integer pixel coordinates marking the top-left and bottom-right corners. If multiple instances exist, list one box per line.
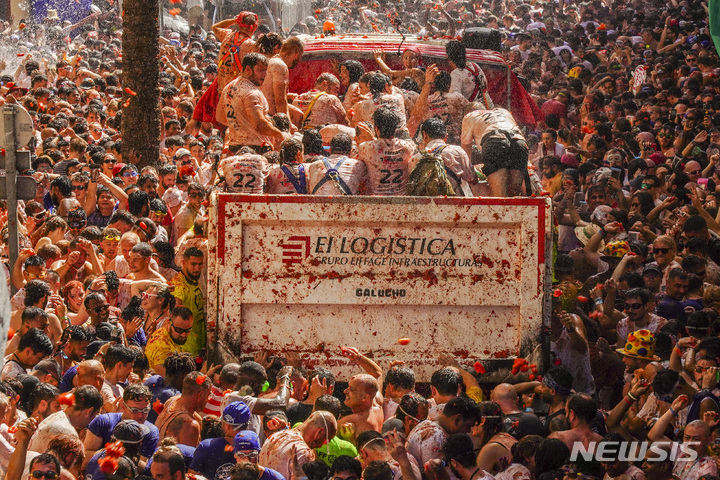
left=542, top=371, right=573, bottom=396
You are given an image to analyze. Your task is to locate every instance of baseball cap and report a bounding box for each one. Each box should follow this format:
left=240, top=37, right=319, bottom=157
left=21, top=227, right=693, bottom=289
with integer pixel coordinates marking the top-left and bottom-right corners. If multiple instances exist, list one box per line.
left=234, top=430, right=260, bottom=453
left=112, top=162, right=127, bottom=177
left=112, top=420, right=150, bottom=444
left=223, top=401, right=251, bottom=426
left=174, top=148, right=191, bottom=160
left=642, top=264, right=662, bottom=276
left=80, top=78, right=95, bottom=90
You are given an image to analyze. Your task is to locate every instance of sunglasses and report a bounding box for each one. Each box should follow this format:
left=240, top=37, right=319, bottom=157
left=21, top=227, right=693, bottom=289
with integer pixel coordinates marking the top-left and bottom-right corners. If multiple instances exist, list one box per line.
left=123, top=171, right=138, bottom=178
left=32, top=211, right=47, bottom=220
left=172, top=323, right=192, bottom=334
left=687, top=170, right=701, bottom=175
left=696, top=366, right=711, bottom=373
left=93, top=304, right=110, bottom=313
left=103, top=159, right=115, bottom=164
left=104, top=234, right=121, bottom=242
left=127, top=405, right=152, bottom=414
left=625, top=302, right=644, bottom=310
left=141, top=292, right=158, bottom=300
left=69, top=222, right=85, bottom=229
left=26, top=271, right=46, bottom=279
left=654, top=247, right=671, bottom=254
left=152, top=210, right=166, bottom=218
left=687, top=57, right=697, bottom=62
left=32, top=472, right=58, bottom=480
left=188, top=192, right=202, bottom=198
left=641, top=183, right=655, bottom=189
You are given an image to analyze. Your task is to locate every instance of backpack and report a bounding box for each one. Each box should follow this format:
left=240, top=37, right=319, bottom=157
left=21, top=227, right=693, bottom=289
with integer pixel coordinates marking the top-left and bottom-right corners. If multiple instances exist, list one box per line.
left=406, top=152, right=456, bottom=196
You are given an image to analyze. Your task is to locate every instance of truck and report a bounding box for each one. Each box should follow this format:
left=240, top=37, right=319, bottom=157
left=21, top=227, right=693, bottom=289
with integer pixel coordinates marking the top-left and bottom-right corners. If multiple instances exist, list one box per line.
left=207, top=195, right=553, bottom=381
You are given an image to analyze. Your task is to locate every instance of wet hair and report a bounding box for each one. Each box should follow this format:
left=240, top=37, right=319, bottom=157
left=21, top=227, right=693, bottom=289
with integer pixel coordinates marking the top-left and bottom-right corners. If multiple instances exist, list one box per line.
left=363, top=461, right=393, bottom=480
left=314, top=394, right=342, bottom=419
left=510, top=435, right=544, bottom=466
left=73, top=385, right=103, bottom=412
left=339, top=60, right=364, bottom=84
left=330, top=134, right=352, bottom=155
left=369, top=73, right=391, bottom=96
left=19, top=328, right=53, bottom=356
left=535, top=438, right=570, bottom=474
left=446, top=40, right=467, bottom=68
left=420, top=117, right=447, bottom=139
left=104, top=344, right=136, bottom=370
left=230, top=463, right=260, bottom=480
left=256, top=33, right=283, bottom=56
left=242, top=53, right=268, bottom=70
left=653, top=369, right=679, bottom=396
left=431, top=367, right=462, bottom=396
left=302, top=129, right=324, bottom=156
left=373, top=107, right=401, bottom=139
left=163, top=352, right=197, bottom=379
left=395, top=392, right=428, bottom=422
left=434, top=71, right=452, bottom=93
left=444, top=396, right=482, bottom=425
left=201, top=415, right=224, bottom=439
left=442, top=433, right=477, bottom=468
left=385, top=366, right=415, bottom=391
left=123, top=383, right=152, bottom=403
left=24, top=279, right=51, bottom=307
left=331, top=456, right=361, bottom=478
left=29, top=383, right=59, bottom=414
left=567, top=393, right=597, bottom=423
left=29, top=453, right=61, bottom=474
left=624, top=287, right=653, bottom=304
left=280, top=138, right=304, bottom=164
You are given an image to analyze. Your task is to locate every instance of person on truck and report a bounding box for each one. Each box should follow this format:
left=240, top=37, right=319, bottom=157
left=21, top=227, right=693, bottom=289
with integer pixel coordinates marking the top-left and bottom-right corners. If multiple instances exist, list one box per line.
left=307, top=133, right=368, bottom=196
left=261, top=37, right=305, bottom=122
left=413, top=118, right=476, bottom=197
left=187, top=12, right=259, bottom=136
left=445, top=41, right=492, bottom=110
left=408, top=66, right=468, bottom=145
left=216, top=53, right=289, bottom=154
left=351, top=73, right=408, bottom=136
left=292, top=73, right=348, bottom=129
left=266, top=138, right=309, bottom=194
left=219, top=151, right=271, bottom=194
left=460, top=107, right=529, bottom=197
left=357, top=107, right=415, bottom=196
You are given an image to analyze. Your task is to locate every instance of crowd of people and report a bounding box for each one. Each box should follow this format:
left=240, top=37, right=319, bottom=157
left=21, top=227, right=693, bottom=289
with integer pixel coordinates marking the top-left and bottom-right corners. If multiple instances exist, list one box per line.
left=0, top=0, right=718, bottom=478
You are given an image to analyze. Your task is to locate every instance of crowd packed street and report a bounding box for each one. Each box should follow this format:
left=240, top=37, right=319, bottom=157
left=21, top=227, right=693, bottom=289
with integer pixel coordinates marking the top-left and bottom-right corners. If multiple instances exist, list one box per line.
left=0, top=0, right=718, bottom=478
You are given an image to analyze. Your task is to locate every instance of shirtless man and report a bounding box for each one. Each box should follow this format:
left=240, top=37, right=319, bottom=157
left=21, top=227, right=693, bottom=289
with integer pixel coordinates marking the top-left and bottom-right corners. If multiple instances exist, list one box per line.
left=337, top=346, right=384, bottom=442
left=261, top=37, right=304, bottom=119
left=155, top=371, right=211, bottom=447
left=127, top=243, right=166, bottom=282
left=549, top=393, right=603, bottom=451
left=259, top=411, right=337, bottom=480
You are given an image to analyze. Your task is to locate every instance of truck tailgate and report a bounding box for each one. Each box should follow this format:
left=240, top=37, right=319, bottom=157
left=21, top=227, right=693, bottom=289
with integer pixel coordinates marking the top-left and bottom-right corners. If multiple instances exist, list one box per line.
left=207, top=195, right=552, bottom=380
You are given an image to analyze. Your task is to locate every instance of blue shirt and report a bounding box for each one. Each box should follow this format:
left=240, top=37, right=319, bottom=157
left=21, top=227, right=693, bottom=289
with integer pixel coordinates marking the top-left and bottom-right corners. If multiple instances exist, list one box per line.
left=189, top=437, right=236, bottom=480
left=144, top=375, right=180, bottom=424
left=85, top=450, right=108, bottom=480
left=87, top=412, right=160, bottom=459
left=60, top=365, right=77, bottom=393
left=260, top=468, right=286, bottom=480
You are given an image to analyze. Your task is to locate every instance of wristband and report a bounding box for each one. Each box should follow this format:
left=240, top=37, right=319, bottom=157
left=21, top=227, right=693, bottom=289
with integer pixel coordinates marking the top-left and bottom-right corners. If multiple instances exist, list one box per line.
left=594, top=298, right=604, bottom=305
left=598, top=229, right=606, bottom=238
left=669, top=407, right=678, bottom=416
left=623, top=396, right=633, bottom=406
left=627, top=392, right=638, bottom=401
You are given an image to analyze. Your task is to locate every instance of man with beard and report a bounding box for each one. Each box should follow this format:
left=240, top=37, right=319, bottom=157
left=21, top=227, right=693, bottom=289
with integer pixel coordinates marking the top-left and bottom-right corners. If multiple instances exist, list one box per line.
left=261, top=37, right=304, bottom=119
left=127, top=243, right=165, bottom=283
left=170, top=248, right=204, bottom=355
left=146, top=306, right=195, bottom=375
left=217, top=53, right=289, bottom=154
left=53, top=325, right=93, bottom=375
left=46, top=176, right=80, bottom=217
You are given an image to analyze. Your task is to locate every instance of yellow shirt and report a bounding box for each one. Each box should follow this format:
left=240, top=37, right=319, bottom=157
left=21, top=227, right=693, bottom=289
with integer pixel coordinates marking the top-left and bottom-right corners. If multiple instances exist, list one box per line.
left=145, top=326, right=191, bottom=371
left=170, top=272, right=205, bottom=355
